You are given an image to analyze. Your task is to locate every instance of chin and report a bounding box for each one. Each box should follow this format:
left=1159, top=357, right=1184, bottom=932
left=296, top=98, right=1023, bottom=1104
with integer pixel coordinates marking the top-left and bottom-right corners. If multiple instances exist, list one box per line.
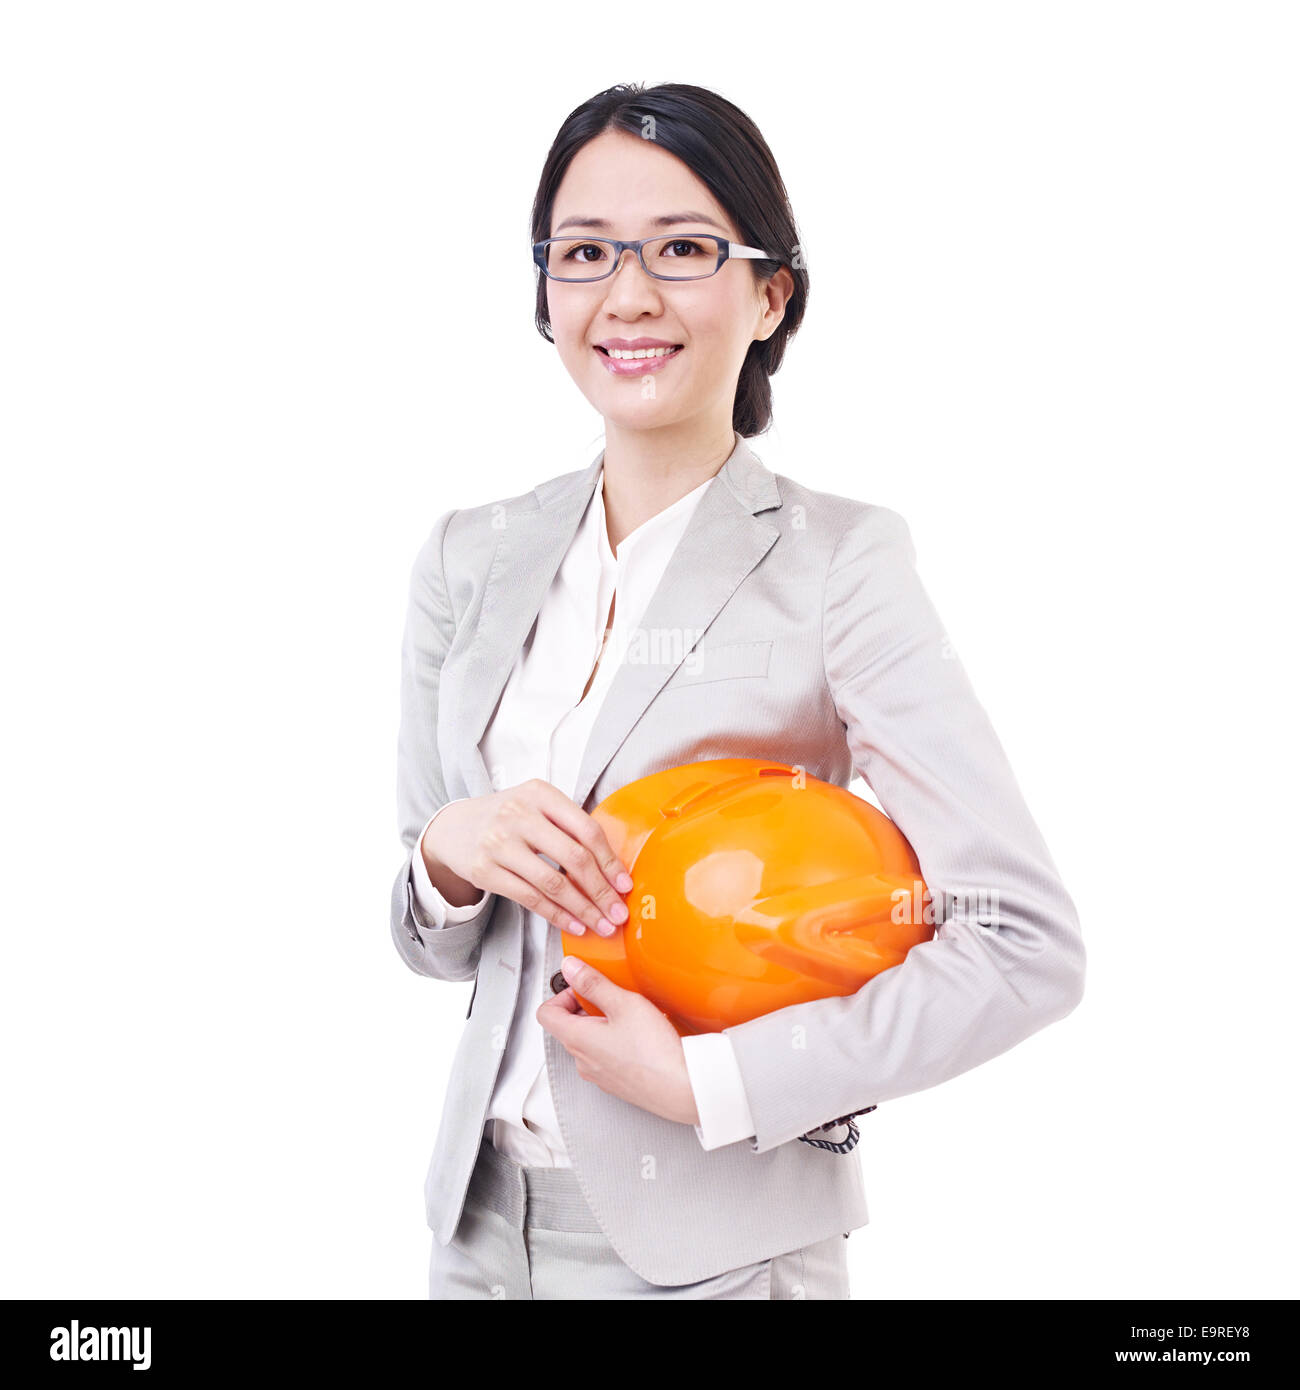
left=600, top=401, right=691, bottom=431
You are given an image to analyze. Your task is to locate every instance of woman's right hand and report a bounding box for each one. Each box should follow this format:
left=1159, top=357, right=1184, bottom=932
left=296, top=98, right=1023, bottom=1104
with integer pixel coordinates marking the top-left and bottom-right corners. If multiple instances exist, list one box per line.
left=420, top=779, right=633, bottom=937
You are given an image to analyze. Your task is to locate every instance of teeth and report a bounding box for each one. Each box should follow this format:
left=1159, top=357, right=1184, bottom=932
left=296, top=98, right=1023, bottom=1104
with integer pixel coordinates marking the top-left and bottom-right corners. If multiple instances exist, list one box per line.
left=603, top=345, right=680, bottom=360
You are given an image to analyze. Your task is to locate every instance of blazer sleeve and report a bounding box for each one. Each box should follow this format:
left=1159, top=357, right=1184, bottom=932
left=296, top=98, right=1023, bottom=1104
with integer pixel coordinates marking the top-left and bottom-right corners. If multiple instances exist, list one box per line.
left=390, top=510, right=497, bottom=982
left=722, top=505, right=1086, bottom=1153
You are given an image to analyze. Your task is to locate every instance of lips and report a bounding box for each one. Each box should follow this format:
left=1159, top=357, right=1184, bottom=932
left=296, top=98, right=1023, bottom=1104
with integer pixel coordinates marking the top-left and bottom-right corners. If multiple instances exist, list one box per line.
left=593, top=343, right=685, bottom=378
left=594, top=344, right=684, bottom=356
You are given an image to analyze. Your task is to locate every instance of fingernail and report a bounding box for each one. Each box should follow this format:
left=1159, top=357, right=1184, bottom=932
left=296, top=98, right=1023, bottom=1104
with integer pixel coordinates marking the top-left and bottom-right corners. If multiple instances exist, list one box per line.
left=616, top=872, right=633, bottom=892
left=567, top=918, right=585, bottom=935
left=608, top=900, right=628, bottom=924
left=597, top=918, right=616, bottom=936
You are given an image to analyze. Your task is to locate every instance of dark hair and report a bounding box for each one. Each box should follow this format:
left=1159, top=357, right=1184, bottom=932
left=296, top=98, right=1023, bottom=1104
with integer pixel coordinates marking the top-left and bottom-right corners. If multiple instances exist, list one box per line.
left=530, top=82, right=808, bottom=439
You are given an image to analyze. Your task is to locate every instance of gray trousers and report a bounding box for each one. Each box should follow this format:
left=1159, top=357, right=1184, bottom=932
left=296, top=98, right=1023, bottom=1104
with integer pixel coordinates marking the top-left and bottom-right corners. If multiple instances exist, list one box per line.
left=428, top=1133, right=852, bottom=1299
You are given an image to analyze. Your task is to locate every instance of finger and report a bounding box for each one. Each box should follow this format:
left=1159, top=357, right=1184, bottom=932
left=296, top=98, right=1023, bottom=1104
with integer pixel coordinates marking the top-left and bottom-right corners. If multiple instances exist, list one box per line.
left=532, top=783, right=634, bottom=898
left=473, top=858, right=587, bottom=935
left=520, top=814, right=628, bottom=936
left=492, top=838, right=620, bottom=937
left=559, top=956, right=622, bottom=1016
left=536, top=987, right=584, bottom=1043
left=547, top=986, right=585, bottom=1016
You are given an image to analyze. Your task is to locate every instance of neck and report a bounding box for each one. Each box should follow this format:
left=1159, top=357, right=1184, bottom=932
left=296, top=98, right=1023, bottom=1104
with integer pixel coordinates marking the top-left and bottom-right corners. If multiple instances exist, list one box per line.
left=600, top=416, right=737, bottom=552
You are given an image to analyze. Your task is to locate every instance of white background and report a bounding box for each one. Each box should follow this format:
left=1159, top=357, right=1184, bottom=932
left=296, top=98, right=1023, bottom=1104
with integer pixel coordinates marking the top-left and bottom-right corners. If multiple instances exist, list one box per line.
left=2, top=1, right=1295, bottom=1299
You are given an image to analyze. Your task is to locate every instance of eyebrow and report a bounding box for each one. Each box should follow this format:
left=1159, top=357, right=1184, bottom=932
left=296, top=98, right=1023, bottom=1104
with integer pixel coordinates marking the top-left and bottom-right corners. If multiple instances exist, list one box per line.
left=551, top=210, right=730, bottom=236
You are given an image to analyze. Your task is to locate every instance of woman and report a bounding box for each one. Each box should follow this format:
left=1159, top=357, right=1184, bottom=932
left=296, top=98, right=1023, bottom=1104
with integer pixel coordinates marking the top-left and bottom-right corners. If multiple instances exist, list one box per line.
left=390, top=82, right=1086, bottom=1300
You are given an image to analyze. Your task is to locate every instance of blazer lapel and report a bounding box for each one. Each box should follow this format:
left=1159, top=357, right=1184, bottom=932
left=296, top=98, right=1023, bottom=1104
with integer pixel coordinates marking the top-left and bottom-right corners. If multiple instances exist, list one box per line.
left=569, top=441, right=782, bottom=810
left=450, top=432, right=783, bottom=806
left=450, top=447, right=604, bottom=797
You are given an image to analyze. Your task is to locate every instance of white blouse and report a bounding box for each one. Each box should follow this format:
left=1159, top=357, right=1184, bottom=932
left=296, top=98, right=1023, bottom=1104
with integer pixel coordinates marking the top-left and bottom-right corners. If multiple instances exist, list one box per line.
left=408, top=465, right=757, bottom=1167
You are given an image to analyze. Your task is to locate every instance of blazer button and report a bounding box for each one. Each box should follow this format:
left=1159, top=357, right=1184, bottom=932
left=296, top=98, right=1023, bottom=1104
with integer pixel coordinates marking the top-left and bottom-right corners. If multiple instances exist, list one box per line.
left=550, top=970, right=567, bottom=995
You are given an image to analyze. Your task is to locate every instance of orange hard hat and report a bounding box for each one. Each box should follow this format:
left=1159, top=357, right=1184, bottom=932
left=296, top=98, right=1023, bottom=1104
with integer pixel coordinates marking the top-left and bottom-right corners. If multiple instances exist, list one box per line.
left=562, top=758, right=934, bottom=1035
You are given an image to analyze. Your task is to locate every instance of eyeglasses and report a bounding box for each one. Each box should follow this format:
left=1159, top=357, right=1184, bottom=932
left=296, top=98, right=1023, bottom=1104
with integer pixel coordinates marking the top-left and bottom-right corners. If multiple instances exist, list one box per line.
left=533, top=234, right=779, bottom=283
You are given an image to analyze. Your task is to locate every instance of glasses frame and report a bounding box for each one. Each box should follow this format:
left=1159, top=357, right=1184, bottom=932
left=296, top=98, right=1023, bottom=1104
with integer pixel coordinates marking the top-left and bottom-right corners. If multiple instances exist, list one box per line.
left=532, top=234, right=780, bottom=283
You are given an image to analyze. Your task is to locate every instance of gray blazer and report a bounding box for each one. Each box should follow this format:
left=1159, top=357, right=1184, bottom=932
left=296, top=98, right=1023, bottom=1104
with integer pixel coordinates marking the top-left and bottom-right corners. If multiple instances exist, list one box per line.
left=390, top=431, right=1086, bottom=1286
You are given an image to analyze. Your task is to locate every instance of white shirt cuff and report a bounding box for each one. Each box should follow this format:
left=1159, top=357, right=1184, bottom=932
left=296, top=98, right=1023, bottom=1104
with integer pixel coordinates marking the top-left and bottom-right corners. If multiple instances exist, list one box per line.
left=681, top=1030, right=758, bottom=1150
left=410, top=800, right=488, bottom=930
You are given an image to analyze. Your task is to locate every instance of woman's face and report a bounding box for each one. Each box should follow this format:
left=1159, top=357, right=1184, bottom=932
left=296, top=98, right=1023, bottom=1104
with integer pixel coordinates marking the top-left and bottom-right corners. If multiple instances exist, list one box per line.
left=545, top=129, right=789, bottom=436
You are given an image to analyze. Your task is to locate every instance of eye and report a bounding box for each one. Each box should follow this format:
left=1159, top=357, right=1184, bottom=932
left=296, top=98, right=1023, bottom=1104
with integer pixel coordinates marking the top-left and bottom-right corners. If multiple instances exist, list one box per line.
left=662, top=238, right=707, bottom=258
left=560, top=242, right=608, bottom=263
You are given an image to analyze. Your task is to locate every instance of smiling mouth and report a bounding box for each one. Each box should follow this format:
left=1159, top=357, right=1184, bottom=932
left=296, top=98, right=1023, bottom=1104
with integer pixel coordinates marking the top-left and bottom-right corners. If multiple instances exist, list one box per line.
left=595, top=344, right=685, bottom=359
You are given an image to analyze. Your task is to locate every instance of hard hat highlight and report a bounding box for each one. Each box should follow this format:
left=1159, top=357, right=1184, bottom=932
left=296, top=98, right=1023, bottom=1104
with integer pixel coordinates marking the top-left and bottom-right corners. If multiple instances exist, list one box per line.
left=562, top=758, right=934, bottom=1034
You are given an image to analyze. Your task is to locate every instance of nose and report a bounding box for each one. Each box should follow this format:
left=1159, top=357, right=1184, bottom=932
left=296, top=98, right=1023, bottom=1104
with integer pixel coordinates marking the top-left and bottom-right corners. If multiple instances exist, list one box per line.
left=601, top=248, right=663, bottom=303
left=610, top=245, right=646, bottom=275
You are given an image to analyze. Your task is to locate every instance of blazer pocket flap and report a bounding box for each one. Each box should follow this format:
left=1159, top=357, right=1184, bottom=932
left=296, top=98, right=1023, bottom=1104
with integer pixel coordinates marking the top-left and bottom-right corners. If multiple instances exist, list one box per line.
left=668, top=639, right=773, bottom=687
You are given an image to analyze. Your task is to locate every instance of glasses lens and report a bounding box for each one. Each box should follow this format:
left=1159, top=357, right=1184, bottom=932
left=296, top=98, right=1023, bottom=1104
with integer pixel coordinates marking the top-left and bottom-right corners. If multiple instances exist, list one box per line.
left=545, top=238, right=613, bottom=279
left=543, top=236, right=722, bottom=280
left=642, top=235, right=722, bottom=280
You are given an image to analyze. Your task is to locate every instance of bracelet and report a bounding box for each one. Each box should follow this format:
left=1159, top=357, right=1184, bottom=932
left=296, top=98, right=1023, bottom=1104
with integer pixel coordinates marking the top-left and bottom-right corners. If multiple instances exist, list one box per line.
left=796, top=1104, right=877, bottom=1155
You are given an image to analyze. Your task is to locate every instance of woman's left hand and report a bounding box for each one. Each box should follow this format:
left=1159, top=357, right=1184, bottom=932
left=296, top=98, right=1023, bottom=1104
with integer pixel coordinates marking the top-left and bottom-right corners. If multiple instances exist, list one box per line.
left=537, top=956, right=701, bottom=1127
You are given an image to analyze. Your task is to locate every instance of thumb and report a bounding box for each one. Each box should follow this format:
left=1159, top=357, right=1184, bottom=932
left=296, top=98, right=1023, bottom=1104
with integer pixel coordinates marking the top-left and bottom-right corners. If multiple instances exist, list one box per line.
left=561, top=955, right=624, bottom=1016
